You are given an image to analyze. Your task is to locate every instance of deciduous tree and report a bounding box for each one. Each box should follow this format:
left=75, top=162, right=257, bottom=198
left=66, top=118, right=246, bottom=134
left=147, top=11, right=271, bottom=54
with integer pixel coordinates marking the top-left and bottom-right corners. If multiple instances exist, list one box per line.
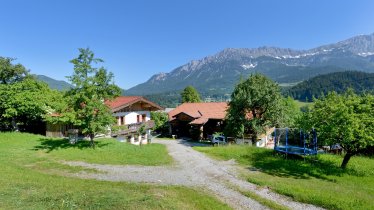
left=0, top=77, right=62, bottom=132
left=150, top=111, right=169, bottom=135
left=0, top=57, right=29, bottom=84
left=0, top=57, right=63, bottom=132
left=181, top=86, right=201, bottom=103
left=280, top=96, right=301, bottom=127
left=225, top=74, right=283, bottom=145
left=299, top=90, right=374, bottom=168
left=66, top=48, right=121, bottom=148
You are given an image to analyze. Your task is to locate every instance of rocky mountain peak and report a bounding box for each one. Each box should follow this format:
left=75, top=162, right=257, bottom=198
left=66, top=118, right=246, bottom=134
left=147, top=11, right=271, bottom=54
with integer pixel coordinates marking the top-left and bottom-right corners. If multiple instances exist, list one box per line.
left=216, top=47, right=302, bottom=59
left=313, top=33, right=374, bottom=55
left=127, top=33, right=374, bottom=96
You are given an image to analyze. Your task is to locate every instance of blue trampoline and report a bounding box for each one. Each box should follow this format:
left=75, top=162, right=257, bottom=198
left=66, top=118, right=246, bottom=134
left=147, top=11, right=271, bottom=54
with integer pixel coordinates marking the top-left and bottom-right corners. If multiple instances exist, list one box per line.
left=274, top=128, right=318, bottom=156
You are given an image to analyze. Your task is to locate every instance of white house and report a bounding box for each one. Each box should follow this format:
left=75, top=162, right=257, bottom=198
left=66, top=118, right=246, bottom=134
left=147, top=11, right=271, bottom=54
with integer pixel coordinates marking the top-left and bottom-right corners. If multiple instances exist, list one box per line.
left=105, top=96, right=162, bottom=145
left=46, top=96, right=162, bottom=140
left=106, top=96, right=163, bottom=126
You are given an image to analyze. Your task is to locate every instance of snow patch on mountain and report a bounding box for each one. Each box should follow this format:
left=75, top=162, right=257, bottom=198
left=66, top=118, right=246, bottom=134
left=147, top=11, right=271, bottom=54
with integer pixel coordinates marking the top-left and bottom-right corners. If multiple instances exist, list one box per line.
left=358, top=52, right=374, bottom=57
left=241, top=63, right=257, bottom=69
left=126, top=32, right=374, bottom=96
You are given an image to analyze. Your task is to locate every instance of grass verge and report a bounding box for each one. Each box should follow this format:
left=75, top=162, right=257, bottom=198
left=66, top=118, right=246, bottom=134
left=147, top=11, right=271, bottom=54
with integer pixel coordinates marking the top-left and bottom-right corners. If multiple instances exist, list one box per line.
left=238, top=190, right=289, bottom=210
left=34, top=135, right=173, bottom=166
left=0, top=132, right=230, bottom=209
left=224, top=181, right=289, bottom=210
left=194, top=145, right=374, bottom=210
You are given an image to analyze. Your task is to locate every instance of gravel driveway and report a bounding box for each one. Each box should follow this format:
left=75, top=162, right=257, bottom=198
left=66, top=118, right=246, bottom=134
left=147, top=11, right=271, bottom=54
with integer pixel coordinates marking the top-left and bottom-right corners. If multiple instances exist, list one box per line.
left=65, top=139, right=323, bottom=210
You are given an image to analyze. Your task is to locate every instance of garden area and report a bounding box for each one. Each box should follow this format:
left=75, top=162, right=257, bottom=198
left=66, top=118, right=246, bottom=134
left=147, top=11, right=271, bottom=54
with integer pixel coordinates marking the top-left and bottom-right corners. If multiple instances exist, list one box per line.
left=194, top=145, right=374, bottom=210
left=0, top=132, right=230, bottom=209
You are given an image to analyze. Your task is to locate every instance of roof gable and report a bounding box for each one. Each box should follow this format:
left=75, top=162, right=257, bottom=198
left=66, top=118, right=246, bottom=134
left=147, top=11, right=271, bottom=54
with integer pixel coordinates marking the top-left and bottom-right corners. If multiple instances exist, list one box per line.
left=168, top=102, right=228, bottom=124
left=106, top=96, right=163, bottom=112
left=173, top=112, right=196, bottom=121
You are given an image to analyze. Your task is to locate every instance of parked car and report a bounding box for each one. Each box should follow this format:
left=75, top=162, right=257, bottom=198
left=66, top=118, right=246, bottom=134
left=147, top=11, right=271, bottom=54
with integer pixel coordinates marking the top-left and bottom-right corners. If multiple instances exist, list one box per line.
left=211, top=135, right=227, bottom=145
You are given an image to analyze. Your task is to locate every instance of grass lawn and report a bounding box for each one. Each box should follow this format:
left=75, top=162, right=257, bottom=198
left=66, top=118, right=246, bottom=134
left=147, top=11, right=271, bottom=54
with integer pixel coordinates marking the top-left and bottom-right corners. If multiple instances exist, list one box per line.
left=194, top=145, right=374, bottom=210
left=0, top=132, right=230, bottom=209
left=36, top=136, right=173, bottom=166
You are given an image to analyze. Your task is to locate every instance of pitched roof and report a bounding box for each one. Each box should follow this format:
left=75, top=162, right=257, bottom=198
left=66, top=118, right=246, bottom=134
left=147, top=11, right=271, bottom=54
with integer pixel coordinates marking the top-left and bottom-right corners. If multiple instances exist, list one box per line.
left=168, top=102, right=228, bottom=124
left=105, top=96, right=163, bottom=112
left=190, top=117, right=209, bottom=125
left=105, top=96, right=141, bottom=109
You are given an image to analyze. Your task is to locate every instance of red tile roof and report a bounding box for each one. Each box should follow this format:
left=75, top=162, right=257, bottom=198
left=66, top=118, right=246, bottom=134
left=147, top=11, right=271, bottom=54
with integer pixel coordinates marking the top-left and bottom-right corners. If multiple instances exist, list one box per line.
left=49, top=96, right=162, bottom=117
left=168, top=102, right=228, bottom=124
left=105, top=96, right=142, bottom=109
left=105, top=96, right=163, bottom=111
left=190, top=117, right=209, bottom=125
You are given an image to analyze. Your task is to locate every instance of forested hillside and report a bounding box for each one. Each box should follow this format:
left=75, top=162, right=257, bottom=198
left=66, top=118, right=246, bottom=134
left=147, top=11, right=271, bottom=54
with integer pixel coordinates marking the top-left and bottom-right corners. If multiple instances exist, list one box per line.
left=35, top=75, right=73, bottom=90
left=286, top=71, right=374, bottom=101
left=143, top=91, right=182, bottom=108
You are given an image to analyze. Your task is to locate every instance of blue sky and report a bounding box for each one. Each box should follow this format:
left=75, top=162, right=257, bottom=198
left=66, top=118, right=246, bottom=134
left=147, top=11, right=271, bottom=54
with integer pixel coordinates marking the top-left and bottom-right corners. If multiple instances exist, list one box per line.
left=1, top=0, right=374, bottom=89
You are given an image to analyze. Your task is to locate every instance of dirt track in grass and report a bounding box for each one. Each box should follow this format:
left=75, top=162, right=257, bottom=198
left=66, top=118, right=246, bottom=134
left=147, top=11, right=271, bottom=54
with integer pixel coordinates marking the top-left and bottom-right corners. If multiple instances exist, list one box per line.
left=64, top=139, right=324, bottom=210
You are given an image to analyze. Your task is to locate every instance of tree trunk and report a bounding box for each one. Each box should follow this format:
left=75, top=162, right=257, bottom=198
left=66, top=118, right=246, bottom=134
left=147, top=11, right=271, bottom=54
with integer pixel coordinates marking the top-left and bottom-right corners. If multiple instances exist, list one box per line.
left=12, top=117, right=19, bottom=131
left=252, top=133, right=257, bottom=146
left=89, top=133, right=95, bottom=149
left=341, top=153, right=353, bottom=169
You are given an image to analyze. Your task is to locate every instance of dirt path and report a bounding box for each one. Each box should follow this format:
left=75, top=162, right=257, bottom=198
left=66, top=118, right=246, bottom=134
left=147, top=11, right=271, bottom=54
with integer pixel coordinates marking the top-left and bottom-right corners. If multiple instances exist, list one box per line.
left=65, top=139, right=323, bottom=210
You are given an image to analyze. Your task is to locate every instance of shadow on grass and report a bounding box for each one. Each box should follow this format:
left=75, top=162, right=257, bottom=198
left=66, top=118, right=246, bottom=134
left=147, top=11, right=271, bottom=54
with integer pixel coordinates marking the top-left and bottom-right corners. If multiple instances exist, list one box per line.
left=177, top=139, right=213, bottom=147
left=245, top=149, right=361, bottom=181
left=33, top=138, right=111, bottom=153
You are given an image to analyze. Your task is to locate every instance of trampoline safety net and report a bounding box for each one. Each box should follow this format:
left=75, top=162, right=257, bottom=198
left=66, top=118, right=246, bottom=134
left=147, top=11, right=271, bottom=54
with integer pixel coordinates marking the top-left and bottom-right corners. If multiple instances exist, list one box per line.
left=273, top=128, right=317, bottom=155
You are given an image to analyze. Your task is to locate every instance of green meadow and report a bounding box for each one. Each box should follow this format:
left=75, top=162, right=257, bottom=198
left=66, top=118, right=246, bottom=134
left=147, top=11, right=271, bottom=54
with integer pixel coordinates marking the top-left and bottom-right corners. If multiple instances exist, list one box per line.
left=0, top=132, right=230, bottom=209
left=195, top=145, right=374, bottom=210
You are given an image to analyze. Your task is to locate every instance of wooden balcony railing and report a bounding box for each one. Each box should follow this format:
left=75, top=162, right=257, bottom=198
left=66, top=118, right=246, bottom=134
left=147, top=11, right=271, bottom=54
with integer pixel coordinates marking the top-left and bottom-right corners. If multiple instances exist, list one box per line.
left=112, top=120, right=155, bottom=137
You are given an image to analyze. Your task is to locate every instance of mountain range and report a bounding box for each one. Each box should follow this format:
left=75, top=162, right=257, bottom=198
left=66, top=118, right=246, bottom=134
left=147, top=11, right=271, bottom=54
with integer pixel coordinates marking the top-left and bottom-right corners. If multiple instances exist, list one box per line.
left=35, top=75, right=73, bottom=90
left=126, top=33, right=374, bottom=97
left=35, top=75, right=127, bottom=95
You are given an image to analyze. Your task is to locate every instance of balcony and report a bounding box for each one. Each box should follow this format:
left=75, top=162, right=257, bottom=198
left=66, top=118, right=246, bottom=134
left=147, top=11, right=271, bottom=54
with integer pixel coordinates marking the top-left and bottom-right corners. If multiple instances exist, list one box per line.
left=111, top=120, right=155, bottom=137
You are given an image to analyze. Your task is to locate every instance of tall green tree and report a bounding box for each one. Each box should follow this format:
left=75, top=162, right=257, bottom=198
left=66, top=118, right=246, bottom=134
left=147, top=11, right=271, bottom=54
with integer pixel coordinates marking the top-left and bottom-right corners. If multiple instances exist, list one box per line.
left=181, top=86, right=201, bottom=103
left=0, top=77, right=62, bottom=132
left=0, top=57, right=60, bottom=132
left=150, top=111, right=169, bottom=135
left=225, top=74, right=283, bottom=145
left=299, top=90, right=374, bottom=168
left=66, top=48, right=121, bottom=148
left=280, top=96, right=301, bottom=127
left=0, top=57, right=29, bottom=84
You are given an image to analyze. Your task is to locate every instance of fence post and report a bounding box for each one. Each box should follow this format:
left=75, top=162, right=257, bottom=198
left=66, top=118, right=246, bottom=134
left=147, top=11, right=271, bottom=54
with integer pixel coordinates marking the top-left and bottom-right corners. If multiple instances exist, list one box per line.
left=303, top=129, right=306, bottom=155
left=285, top=128, right=288, bottom=156
left=274, top=128, right=277, bottom=149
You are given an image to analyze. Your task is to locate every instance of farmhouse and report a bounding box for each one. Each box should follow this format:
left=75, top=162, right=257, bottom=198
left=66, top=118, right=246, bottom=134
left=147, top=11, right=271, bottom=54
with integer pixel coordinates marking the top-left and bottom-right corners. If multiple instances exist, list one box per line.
left=106, top=96, right=163, bottom=126
left=168, top=102, right=228, bottom=140
left=46, top=96, right=163, bottom=138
